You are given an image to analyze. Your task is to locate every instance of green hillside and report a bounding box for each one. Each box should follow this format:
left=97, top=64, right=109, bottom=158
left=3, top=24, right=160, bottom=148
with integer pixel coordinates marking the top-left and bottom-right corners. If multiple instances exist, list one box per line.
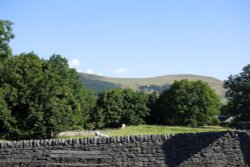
left=79, top=73, right=226, bottom=97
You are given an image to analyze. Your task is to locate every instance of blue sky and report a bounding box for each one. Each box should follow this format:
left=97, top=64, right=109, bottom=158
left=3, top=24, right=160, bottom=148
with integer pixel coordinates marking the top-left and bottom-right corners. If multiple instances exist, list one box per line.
left=1, top=0, right=249, bottom=80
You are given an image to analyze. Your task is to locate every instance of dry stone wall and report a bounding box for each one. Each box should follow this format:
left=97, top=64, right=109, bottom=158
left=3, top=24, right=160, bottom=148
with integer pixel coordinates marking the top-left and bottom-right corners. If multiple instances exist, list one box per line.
left=0, top=131, right=250, bottom=166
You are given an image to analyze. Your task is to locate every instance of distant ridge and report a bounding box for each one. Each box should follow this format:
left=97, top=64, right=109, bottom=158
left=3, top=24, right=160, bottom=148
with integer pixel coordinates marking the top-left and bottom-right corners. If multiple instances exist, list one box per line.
left=78, top=73, right=226, bottom=97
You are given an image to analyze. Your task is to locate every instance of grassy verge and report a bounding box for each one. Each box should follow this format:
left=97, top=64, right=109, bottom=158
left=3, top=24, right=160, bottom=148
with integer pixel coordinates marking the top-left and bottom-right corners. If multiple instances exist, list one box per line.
left=0, top=125, right=232, bottom=141
left=57, top=125, right=233, bottom=139
left=105, top=125, right=232, bottom=136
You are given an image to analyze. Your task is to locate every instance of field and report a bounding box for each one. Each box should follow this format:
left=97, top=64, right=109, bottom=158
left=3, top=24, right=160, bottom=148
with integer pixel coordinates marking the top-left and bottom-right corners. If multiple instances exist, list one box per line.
left=79, top=73, right=226, bottom=97
left=57, top=125, right=233, bottom=139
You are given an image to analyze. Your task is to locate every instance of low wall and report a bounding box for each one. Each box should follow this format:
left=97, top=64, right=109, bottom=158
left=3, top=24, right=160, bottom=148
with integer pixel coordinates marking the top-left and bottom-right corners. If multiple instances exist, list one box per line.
left=236, top=122, right=250, bottom=130
left=0, top=131, right=250, bottom=166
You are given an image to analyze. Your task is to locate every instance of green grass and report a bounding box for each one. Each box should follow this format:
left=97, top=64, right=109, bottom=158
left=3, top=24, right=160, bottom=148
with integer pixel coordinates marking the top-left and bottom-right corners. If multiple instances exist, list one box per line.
left=104, top=125, right=232, bottom=136
left=57, top=125, right=233, bottom=139
left=0, top=125, right=232, bottom=141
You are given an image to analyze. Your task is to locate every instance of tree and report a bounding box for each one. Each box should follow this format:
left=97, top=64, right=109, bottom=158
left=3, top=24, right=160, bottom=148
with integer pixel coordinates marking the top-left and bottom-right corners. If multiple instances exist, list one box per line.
left=0, top=53, right=94, bottom=139
left=0, top=53, right=44, bottom=139
left=224, top=64, right=250, bottom=121
left=0, top=19, right=14, bottom=61
left=91, top=88, right=150, bottom=129
left=0, top=91, right=15, bottom=136
left=155, top=80, right=220, bottom=126
left=145, top=92, right=159, bottom=124
left=120, top=89, right=150, bottom=125
left=45, top=55, right=96, bottom=130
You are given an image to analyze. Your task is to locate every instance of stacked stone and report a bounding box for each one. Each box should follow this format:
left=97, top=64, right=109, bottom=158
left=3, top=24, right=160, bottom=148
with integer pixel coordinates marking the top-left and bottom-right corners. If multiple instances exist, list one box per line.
left=0, top=131, right=249, bottom=166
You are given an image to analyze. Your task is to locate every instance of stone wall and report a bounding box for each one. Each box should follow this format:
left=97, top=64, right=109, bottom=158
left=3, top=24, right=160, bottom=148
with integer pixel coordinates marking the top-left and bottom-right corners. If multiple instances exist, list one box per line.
left=236, top=122, right=250, bottom=129
left=0, top=131, right=250, bottom=166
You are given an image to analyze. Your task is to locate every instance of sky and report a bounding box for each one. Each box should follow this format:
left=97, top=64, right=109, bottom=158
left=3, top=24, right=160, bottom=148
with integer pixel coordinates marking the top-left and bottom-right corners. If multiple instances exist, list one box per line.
left=1, top=0, right=250, bottom=80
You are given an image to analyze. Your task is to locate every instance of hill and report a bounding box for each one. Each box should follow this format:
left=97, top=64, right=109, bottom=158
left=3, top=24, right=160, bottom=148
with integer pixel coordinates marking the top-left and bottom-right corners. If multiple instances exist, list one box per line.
left=78, top=73, right=226, bottom=97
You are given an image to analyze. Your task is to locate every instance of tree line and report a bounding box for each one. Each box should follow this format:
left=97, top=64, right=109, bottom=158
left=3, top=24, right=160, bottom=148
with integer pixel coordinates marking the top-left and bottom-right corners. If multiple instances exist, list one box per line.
left=0, top=19, right=249, bottom=140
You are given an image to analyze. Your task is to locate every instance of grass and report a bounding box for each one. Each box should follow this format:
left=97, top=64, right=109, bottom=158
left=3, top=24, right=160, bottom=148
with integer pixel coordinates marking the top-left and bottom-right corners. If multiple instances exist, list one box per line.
left=79, top=73, right=226, bottom=97
left=105, top=125, right=232, bottom=136
left=57, top=125, right=233, bottom=139
left=0, top=125, right=233, bottom=141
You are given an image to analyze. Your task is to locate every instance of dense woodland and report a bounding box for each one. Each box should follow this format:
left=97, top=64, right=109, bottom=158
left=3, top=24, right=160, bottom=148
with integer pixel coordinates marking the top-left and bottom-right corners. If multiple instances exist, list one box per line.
left=0, top=19, right=249, bottom=140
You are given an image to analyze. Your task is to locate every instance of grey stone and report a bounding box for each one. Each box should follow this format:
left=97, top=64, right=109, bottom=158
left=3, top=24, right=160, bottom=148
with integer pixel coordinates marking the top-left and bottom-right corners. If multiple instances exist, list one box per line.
left=0, top=132, right=249, bottom=166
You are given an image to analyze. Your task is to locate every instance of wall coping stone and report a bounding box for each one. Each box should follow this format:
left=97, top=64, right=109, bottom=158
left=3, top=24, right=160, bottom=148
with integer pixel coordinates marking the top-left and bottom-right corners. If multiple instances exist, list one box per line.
left=0, top=131, right=234, bottom=149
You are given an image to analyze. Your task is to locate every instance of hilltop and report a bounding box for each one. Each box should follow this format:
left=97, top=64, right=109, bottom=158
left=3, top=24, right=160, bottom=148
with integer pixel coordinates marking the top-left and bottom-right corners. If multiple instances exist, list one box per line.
left=79, top=73, right=226, bottom=97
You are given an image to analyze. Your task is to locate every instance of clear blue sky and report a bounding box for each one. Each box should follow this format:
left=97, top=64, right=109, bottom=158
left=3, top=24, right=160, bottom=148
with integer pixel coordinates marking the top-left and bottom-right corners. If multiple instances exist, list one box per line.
left=1, top=0, right=249, bottom=80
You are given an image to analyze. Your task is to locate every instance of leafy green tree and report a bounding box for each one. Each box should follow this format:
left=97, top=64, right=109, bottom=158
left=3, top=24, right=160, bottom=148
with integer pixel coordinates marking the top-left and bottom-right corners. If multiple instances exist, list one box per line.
left=155, top=80, right=220, bottom=126
left=0, top=19, right=14, bottom=61
left=120, top=89, right=150, bottom=125
left=0, top=20, right=95, bottom=139
left=44, top=55, right=95, bottom=130
left=0, top=53, right=93, bottom=139
left=94, top=89, right=125, bottom=128
left=145, top=92, right=159, bottom=124
left=0, top=53, right=44, bottom=139
left=224, top=64, right=250, bottom=121
left=0, top=91, right=15, bottom=136
left=91, top=88, right=150, bottom=128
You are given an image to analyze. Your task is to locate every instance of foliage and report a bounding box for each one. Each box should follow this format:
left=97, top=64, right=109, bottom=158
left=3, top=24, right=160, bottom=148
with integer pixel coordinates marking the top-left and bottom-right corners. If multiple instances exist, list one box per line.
left=145, top=92, right=159, bottom=124
left=0, top=53, right=94, bottom=140
left=0, top=19, right=14, bottom=61
left=224, top=64, right=250, bottom=121
left=154, top=80, right=221, bottom=126
left=0, top=20, right=96, bottom=140
left=79, top=75, right=118, bottom=94
left=90, top=88, right=150, bottom=129
left=139, top=84, right=170, bottom=93
left=0, top=91, right=15, bottom=136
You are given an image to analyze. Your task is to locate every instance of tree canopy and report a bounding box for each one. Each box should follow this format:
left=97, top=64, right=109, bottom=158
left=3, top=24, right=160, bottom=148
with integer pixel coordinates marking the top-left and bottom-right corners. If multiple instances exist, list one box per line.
left=224, top=64, right=250, bottom=121
left=0, top=19, right=14, bottom=61
left=90, top=88, right=150, bottom=129
left=0, top=19, right=97, bottom=139
left=154, top=80, right=220, bottom=126
left=0, top=52, right=95, bottom=140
